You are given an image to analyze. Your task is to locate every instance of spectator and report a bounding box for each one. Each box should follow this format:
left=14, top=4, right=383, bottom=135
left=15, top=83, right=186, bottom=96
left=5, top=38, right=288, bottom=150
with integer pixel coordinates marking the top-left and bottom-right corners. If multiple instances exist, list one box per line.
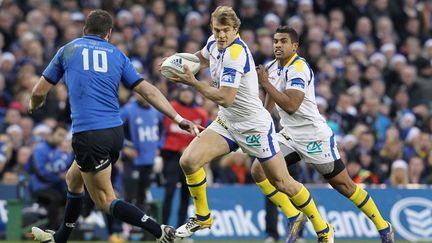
left=348, top=160, right=379, bottom=184
left=120, top=93, right=164, bottom=211
left=379, top=126, right=404, bottom=175
left=387, top=159, right=409, bottom=186
left=408, top=156, right=427, bottom=184
left=19, top=116, right=34, bottom=145
left=27, top=124, right=72, bottom=230
left=399, top=65, right=426, bottom=107
left=360, top=97, right=391, bottom=143
left=330, top=93, right=358, bottom=135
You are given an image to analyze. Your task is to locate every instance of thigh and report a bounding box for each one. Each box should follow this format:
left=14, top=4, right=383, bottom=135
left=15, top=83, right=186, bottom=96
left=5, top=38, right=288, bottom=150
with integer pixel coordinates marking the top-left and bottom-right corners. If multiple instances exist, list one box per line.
left=260, top=152, right=293, bottom=182
left=182, top=124, right=232, bottom=165
left=276, top=132, right=302, bottom=165
left=293, top=134, right=340, bottom=163
left=72, top=126, right=124, bottom=173
left=207, top=117, right=239, bottom=152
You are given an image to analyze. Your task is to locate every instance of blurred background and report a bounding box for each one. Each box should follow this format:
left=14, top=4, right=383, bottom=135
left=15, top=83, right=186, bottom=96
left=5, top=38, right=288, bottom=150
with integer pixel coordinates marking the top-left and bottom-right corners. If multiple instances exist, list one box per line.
left=0, top=0, right=431, bottom=242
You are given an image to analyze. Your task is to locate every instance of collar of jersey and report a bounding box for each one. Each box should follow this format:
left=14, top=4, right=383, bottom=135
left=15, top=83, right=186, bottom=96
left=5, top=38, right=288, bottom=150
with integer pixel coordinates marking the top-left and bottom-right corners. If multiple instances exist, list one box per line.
left=218, top=34, right=241, bottom=52
left=83, top=35, right=107, bottom=42
left=275, top=59, right=287, bottom=70
left=286, top=53, right=298, bottom=67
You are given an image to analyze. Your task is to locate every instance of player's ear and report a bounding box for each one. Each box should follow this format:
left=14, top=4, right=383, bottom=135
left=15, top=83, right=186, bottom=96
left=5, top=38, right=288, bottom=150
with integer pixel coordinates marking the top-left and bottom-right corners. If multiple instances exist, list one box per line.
left=106, top=28, right=113, bottom=41
left=293, top=42, right=299, bottom=51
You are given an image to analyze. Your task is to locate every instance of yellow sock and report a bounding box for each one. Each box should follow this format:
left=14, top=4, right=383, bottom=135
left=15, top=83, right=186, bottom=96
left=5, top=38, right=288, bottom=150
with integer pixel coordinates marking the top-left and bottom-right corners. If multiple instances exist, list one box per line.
left=291, top=185, right=327, bottom=232
left=186, top=168, right=210, bottom=220
left=350, top=185, right=388, bottom=230
left=256, top=179, right=300, bottom=218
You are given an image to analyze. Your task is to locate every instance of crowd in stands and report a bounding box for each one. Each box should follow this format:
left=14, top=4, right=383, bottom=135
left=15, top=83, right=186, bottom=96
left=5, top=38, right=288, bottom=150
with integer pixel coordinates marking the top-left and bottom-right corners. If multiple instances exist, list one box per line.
left=0, top=0, right=431, bottom=218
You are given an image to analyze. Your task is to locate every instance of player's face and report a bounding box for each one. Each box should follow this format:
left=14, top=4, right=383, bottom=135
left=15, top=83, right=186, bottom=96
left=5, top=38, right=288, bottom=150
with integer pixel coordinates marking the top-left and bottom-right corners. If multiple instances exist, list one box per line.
left=211, top=20, right=238, bottom=50
left=273, top=33, right=298, bottom=61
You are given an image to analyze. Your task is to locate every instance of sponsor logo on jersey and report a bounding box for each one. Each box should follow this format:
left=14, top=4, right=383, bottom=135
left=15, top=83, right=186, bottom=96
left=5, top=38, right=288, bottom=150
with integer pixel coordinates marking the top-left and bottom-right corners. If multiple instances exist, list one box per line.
left=291, top=78, right=305, bottom=89
left=216, top=117, right=228, bottom=129
left=306, top=141, right=322, bottom=154
left=281, top=132, right=291, bottom=141
left=246, top=134, right=261, bottom=147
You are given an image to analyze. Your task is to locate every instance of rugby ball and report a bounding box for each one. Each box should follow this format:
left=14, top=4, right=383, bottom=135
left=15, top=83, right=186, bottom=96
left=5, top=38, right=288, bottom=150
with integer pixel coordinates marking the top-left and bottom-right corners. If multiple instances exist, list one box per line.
left=160, top=53, right=201, bottom=80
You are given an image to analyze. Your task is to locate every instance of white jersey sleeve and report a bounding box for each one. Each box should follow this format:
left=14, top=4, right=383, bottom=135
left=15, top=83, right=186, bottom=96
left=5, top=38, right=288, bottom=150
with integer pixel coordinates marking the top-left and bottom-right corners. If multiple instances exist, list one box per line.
left=206, top=36, right=266, bottom=121
left=284, top=59, right=311, bottom=93
left=200, top=35, right=216, bottom=60
left=277, top=55, right=330, bottom=141
left=219, top=43, right=247, bottom=88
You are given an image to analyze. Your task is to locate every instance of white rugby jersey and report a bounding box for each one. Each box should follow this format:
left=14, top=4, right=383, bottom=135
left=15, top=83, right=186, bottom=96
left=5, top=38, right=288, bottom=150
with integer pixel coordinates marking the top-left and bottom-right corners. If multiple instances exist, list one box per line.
left=201, top=35, right=267, bottom=121
left=267, top=54, right=330, bottom=141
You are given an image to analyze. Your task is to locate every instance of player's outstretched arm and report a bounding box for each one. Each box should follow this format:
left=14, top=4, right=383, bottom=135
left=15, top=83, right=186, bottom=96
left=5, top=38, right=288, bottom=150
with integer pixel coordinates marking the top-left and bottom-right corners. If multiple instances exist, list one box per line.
left=257, top=65, right=304, bottom=114
left=133, top=80, right=203, bottom=136
left=133, top=80, right=177, bottom=118
left=28, top=76, right=54, bottom=114
left=171, top=65, right=237, bottom=108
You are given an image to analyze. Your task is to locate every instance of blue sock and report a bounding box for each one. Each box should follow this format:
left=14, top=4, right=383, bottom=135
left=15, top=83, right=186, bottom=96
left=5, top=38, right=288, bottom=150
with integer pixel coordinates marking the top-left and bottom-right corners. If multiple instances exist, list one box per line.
left=54, top=191, right=84, bottom=243
left=110, top=199, right=162, bottom=238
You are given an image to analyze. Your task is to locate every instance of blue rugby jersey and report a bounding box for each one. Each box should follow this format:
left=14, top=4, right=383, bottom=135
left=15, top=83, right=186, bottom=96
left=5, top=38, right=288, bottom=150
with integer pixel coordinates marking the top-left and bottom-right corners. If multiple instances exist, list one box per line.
left=120, top=100, right=164, bottom=166
left=42, top=35, right=143, bottom=133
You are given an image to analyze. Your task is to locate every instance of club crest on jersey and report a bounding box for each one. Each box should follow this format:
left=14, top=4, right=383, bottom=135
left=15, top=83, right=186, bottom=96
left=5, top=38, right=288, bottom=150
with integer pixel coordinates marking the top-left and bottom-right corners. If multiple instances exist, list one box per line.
left=221, top=67, right=236, bottom=84
left=246, top=134, right=261, bottom=147
left=222, top=74, right=234, bottom=83
left=306, top=141, right=322, bottom=154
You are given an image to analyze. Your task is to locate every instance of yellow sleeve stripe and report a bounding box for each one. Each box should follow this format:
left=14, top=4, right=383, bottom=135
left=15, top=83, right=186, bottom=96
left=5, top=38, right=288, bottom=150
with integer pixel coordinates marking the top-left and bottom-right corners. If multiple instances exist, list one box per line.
left=230, top=44, right=243, bottom=60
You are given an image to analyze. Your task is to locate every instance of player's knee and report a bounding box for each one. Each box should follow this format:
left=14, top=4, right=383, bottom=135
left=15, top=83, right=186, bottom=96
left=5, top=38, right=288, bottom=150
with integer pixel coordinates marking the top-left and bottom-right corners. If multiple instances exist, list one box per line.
left=270, top=177, right=298, bottom=197
left=250, top=161, right=266, bottom=182
left=93, top=194, right=116, bottom=213
left=332, top=179, right=356, bottom=197
left=179, top=153, right=199, bottom=173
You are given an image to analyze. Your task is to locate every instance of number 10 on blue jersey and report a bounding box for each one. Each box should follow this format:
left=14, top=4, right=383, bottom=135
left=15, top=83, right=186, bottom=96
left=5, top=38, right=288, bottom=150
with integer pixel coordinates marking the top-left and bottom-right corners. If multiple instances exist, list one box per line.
left=81, top=48, right=108, bottom=72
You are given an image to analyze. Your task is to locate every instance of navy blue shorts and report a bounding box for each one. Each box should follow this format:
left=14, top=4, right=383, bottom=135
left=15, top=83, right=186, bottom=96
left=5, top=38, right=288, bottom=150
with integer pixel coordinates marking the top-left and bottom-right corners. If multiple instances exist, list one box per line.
left=72, top=125, right=124, bottom=172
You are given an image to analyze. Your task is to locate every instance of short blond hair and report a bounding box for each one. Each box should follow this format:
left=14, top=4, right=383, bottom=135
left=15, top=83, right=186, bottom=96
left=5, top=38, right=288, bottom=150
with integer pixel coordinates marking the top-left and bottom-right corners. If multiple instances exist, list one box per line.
left=211, top=6, right=241, bottom=29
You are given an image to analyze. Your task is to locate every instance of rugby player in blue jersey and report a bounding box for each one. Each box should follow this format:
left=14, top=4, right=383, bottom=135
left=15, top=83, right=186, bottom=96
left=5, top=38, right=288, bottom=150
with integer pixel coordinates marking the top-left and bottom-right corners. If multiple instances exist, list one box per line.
left=29, top=9, right=201, bottom=243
